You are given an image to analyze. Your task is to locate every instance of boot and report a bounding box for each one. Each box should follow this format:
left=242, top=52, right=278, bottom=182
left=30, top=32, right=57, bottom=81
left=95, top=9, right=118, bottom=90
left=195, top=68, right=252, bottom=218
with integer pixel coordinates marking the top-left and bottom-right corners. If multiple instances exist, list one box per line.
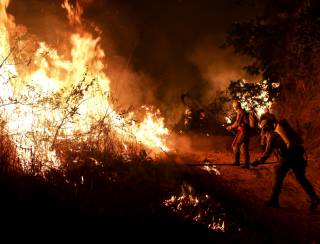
left=233, top=156, right=240, bottom=166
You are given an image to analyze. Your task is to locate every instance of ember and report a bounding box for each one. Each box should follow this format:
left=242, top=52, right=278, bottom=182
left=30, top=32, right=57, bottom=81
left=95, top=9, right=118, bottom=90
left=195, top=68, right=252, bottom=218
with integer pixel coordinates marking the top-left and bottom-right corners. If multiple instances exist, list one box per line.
left=201, top=165, right=221, bottom=175
left=164, top=183, right=240, bottom=232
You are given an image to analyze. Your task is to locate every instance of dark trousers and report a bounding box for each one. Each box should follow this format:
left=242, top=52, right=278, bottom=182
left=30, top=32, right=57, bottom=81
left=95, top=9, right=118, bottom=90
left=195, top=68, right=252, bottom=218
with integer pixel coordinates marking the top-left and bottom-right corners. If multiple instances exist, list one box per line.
left=232, top=129, right=250, bottom=165
left=271, top=155, right=318, bottom=203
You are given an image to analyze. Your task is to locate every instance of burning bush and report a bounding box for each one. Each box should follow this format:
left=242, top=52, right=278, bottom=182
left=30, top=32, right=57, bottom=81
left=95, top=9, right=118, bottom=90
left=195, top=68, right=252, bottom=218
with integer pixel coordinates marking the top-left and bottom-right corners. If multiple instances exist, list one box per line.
left=0, top=0, right=170, bottom=174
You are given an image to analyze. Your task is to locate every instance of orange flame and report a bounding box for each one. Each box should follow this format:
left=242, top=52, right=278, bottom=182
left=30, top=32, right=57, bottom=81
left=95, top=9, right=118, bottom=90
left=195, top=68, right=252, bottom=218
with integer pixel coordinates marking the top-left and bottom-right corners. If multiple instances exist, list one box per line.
left=0, top=0, right=169, bottom=172
left=61, top=0, right=83, bottom=25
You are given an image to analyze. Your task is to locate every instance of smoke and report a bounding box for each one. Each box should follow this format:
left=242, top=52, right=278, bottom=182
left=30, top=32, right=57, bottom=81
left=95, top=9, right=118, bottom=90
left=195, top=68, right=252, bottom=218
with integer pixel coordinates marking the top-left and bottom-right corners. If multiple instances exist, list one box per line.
left=6, top=0, right=262, bottom=128
left=6, top=0, right=172, bottom=122
left=107, top=57, right=158, bottom=108
left=78, top=0, right=94, bottom=7
left=189, top=36, right=259, bottom=104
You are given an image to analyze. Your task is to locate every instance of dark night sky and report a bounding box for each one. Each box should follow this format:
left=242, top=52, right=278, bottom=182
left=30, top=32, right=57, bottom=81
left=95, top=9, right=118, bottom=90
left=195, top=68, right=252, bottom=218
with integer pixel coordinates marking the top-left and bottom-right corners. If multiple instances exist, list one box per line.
left=8, top=0, right=264, bottom=122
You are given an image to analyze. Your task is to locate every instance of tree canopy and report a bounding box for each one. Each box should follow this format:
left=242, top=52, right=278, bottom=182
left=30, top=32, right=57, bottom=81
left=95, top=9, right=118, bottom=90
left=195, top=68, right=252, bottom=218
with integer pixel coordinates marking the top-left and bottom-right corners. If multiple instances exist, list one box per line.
left=224, top=0, right=320, bottom=88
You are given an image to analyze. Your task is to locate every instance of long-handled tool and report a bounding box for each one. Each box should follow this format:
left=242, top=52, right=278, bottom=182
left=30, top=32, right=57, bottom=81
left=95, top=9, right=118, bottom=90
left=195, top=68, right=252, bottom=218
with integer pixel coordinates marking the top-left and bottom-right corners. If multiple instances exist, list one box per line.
left=186, top=161, right=278, bottom=166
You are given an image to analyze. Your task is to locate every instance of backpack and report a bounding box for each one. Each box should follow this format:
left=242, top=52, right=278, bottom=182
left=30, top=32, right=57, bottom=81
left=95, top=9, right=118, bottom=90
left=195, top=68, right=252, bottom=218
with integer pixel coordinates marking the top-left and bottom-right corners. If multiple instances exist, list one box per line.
left=275, top=119, right=303, bottom=148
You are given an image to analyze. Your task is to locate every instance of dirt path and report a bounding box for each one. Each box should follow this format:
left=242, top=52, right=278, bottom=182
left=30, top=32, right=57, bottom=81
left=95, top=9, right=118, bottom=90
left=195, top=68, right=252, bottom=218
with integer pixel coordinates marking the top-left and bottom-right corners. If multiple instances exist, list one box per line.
left=177, top=133, right=320, bottom=242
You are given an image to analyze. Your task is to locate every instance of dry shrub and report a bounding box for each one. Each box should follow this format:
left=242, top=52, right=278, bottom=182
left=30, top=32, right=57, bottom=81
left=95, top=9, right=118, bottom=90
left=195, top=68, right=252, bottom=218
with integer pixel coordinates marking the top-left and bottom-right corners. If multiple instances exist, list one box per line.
left=0, top=120, right=20, bottom=174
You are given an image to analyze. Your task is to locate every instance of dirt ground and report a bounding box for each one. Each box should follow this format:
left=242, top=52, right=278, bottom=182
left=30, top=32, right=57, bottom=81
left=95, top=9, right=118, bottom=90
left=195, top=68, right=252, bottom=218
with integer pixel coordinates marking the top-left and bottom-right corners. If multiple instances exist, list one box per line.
left=176, top=133, right=320, bottom=242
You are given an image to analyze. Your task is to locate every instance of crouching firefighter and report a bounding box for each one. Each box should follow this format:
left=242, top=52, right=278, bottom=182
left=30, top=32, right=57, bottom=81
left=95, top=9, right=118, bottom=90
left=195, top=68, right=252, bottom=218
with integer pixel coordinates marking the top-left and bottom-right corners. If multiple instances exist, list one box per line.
left=252, top=119, right=319, bottom=211
left=227, top=100, right=250, bottom=168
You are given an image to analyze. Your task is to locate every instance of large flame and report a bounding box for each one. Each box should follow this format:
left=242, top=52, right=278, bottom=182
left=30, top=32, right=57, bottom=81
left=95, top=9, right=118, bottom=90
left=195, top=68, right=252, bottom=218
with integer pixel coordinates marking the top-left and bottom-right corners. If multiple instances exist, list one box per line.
left=0, top=0, right=169, bottom=172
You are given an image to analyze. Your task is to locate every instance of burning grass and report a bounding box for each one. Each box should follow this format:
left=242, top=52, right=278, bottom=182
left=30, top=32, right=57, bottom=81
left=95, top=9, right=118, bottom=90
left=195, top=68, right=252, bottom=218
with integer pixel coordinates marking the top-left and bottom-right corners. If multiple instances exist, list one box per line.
left=0, top=139, right=208, bottom=232
left=0, top=0, right=170, bottom=174
left=164, top=182, right=241, bottom=232
left=0, top=138, right=244, bottom=240
left=0, top=130, right=305, bottom=242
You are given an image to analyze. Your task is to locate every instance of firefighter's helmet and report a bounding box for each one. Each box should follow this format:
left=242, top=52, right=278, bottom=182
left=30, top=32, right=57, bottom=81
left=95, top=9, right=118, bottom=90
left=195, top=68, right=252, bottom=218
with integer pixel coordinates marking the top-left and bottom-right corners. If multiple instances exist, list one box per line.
left=260, top=119, right=274, bottom=131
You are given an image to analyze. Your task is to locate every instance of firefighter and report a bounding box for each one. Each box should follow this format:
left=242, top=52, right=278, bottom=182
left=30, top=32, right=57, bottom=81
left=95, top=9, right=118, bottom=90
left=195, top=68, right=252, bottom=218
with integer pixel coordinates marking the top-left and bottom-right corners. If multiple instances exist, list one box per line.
left=259, top=108, right=276, bottom=125
left=252, top=119, right=319, bottom=211
left=227, top=100, right=250, bottom=168
left=259, top=108, right=277, bottom=147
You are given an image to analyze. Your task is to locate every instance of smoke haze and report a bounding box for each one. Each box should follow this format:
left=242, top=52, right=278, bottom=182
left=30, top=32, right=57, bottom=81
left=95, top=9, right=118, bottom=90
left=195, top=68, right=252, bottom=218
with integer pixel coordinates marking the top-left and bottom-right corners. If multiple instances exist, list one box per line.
left=7, top=0, right=264, bottom=125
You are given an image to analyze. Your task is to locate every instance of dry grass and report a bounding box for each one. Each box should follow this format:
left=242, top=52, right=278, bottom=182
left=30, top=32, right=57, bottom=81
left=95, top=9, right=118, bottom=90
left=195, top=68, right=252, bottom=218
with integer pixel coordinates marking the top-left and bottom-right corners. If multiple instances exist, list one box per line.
left=0, top=126, right=318, bottom=242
